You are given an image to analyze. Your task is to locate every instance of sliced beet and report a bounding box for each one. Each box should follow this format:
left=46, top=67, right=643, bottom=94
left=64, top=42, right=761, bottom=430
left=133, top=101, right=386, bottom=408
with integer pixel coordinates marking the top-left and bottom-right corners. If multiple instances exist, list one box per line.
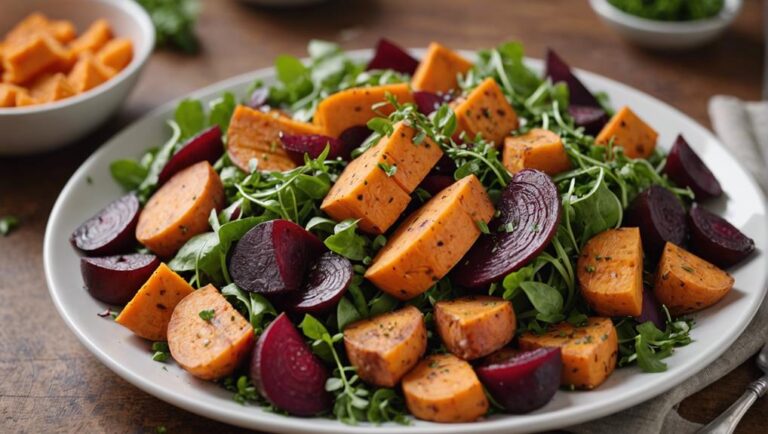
left=70, top=193, right=140, bottom=256
left=545, top=49, right=601, bottom=108
left=432, top=153, right=458, bottom=175
left=418, top=174, right=455, bottom=196
left=339, top=125, right=372, bottom=150
left=413, top=90, right=455, bottom=115
left=568, top=105, right=608, bottom=136
left=453, top=169, right=561, bottom=289
left=280, top=134, right=347, bottom=164
left=157, top=125, right=224, bottom=186
left=624, top=185, right=687, bottom=258
left=81, top=254, right=160, bottom=305
left=688, top=204, right=755, bottom=268
left=635, top=287, right=664, bottom=329
left=476, top=347, right=562, bottom=414
left=366, top=38, right=419, bottom=75
left=289, top=252, right=353, bottom=314
left=250, top=313, right=332, bottom=416
left=229, top=220, right=324, bottom=294
left=663, top=135, right=722, bottom=200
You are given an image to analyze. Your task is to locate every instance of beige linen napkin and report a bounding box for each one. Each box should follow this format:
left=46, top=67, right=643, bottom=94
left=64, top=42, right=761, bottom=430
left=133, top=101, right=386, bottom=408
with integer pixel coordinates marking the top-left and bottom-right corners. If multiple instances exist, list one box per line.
left=568, top=96, right=768, bottom=434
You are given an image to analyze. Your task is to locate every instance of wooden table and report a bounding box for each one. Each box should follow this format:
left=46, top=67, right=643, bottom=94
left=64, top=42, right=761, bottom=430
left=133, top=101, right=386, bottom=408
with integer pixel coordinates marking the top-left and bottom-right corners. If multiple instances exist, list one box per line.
left=1, top=0, right=765, bottom=432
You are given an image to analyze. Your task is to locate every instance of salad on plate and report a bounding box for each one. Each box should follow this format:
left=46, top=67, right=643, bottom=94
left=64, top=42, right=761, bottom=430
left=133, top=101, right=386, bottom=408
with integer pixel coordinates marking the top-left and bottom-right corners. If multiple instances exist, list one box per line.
left=68, top=38, right=755, bottom=424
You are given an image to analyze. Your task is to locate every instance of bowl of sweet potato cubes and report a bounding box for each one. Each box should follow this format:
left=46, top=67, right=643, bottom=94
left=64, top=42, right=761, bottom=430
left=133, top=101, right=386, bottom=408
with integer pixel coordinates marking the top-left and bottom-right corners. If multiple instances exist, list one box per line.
left=0, top=0, right=154, bottom=155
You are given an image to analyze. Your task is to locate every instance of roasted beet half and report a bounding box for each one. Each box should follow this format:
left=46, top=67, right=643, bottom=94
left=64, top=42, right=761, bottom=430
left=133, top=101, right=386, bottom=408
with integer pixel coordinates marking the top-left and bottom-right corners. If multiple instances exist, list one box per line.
left=280, top=134, right=347, bottom=164
left=413, top=90, right=455, bottom=115
left=476, top=347, right=562, bottom=414
left=418, top=174, right=455, bottom=196
left=688, top=204, right=755, bottom=268
left=624, top=185, right=687, bottom=258
left=70, top=193, right=140, bottom=256
left=636, top=287, right=665, bottom=329
left=453, top=169, right=561, bottom=289
left=157, top=125, right=223, bottom=185
left=663, top=135, right=722, bottom=200
left=568, top=105, right=608, bottom=136
left=545, top=49, right=601, bottom=108
left=251, top=313, right=332, bottom=416
left=339, top=126, right=372, bottom=152
left=229, top=220, right=324, bottom=295
left=289, top=252, right=353, bottom=314
left=366, top=38, right=419, bottom=75
left=81, top=253, right=160, bottom=305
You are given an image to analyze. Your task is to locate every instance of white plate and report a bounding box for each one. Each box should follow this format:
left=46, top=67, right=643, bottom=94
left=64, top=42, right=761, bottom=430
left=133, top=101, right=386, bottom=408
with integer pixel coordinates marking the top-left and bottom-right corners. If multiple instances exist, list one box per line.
left=44, top=49, right=768, bottom=433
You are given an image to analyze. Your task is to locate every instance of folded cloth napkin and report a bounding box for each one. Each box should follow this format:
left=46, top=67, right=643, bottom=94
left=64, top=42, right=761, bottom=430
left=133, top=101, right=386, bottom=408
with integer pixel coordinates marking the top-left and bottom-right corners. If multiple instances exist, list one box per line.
left=568, top=96, right=768, bottom=434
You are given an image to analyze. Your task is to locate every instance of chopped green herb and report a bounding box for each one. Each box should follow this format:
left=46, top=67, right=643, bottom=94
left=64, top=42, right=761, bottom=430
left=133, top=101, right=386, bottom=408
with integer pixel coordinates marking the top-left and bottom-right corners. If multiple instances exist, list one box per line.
left=476, top=220, right=491, bottom=234
left=0, top=216, right=19, bottom=236
left=199, top=309, right=215, bottom=321
left=377, top=162, right=398, bottom=177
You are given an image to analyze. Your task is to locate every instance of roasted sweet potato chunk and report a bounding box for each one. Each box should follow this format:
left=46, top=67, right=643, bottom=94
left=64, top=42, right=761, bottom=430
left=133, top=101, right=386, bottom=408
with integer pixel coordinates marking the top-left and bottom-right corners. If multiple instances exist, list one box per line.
left=434, top=296, right=515, bottom=360
left=453, top=77, right=519, bottom=145
left=503, top=128, right=571, bottom=175
left=411, top=42, right=473, bottom=93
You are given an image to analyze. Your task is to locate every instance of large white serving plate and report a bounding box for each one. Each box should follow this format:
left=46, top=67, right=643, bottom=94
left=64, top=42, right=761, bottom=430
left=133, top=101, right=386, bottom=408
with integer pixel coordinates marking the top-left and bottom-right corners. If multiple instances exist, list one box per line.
left=44, top=49, right=768, bottom=433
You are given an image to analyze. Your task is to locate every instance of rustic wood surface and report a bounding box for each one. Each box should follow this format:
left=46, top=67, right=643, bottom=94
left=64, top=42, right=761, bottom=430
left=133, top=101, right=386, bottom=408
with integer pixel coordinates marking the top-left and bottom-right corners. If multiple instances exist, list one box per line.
left=0, top=0, right=765, bottom=432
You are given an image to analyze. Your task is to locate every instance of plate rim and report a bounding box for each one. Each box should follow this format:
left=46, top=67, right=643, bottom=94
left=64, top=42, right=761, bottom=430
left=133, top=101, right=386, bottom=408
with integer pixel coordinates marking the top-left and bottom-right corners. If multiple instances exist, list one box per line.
left=44, top=48, right=768, bottom=433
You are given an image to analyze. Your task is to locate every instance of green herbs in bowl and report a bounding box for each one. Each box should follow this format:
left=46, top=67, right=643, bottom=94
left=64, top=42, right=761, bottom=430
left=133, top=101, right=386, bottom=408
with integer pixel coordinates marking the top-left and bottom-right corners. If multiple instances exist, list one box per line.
left=607, top=0, right=724, bottom=22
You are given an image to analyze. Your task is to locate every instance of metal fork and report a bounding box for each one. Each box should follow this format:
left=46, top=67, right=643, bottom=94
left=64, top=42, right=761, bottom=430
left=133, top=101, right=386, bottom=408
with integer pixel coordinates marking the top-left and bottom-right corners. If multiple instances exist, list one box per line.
left=697, top=343, right=768, bottom=434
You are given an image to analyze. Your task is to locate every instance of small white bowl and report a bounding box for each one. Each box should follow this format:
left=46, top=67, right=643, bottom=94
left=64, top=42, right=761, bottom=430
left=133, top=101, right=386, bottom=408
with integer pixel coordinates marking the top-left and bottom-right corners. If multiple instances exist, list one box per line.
left=589, top=0, right=743, bottom=50
left=0, top=0, right=154, bottom=155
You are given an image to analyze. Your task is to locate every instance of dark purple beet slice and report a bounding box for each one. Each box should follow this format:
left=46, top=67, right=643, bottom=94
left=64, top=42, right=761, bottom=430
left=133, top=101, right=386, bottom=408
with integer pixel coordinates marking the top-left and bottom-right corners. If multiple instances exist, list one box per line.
left=70, top=193, right=140, bottom=256
left=418, top=174, right=455, bottom=196
left=413, top=90, right=455, bottom=115
left=157, top=125, right=223, bottom=185
left=289, top=252, right=353, bottom=314
left=280, top=134, right=346, bottom=164
left=688, top=204, right=755, bottom=268
left=663, top=135, right=722, bottom=200
left=366, top=38, right=419, bottom=75
left=568, top=105, right=608, bottom=136
left=339, top=126, right=372, bottom=150
left=229, top=220, right=324, bottom=294
left=81, top=254, right=160, bottom=305
left=624, top=185, right=687, bottom=259
left=247, top=87, right=270, bottom=109
left=453, top=169, right=562, bottom=289
left=251, top=313, right=332, bottom=416
left=476, top=347, right=562, bottom=414
left=635, top=287, right=665, bottom=329
left=545, top=49, right=601, bottom=109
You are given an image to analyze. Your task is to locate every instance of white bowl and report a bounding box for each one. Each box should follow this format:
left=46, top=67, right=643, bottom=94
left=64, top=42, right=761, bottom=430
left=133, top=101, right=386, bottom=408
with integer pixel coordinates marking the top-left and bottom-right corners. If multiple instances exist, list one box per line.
left=589, top=0, right=743, bottom=50
left=0, top=0, right=154, bottom=155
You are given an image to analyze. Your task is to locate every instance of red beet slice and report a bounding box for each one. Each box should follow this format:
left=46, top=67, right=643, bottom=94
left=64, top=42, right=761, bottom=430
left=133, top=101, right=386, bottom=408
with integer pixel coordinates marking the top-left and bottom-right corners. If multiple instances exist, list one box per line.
left=568, top=105, right=608, bottom=136
left=688, top=204, right=755, bottom=268
left=229, top=220, right=324, bottom=294
left=289, top=252, right=353, bottom=314
left=70, top=193, right=140, bottom=256
left=635, top=287, right=665, bottom=329
left=418, top=174, right=455, bottom=196
left=476, top=347, right=562, bottom=414
left=366, top=38, right=419, bottom=75
left=453, top=169, right=562, bottom=289
left=81, top=253, right=160, bottom=305
left=432, top=153, right=458, bottom=175
left=280, top=134, right=347, bottom=164
left=545, top=49, right=601, bottom=109
left=250, top=313, right=332, bottom=416
left=624, top=185, right=687, bottom=258
left=413, top=90, right=455, bottom=115
left=157, top=125, right=224, bottom=186
left=663, top=135, right=722, bottom=200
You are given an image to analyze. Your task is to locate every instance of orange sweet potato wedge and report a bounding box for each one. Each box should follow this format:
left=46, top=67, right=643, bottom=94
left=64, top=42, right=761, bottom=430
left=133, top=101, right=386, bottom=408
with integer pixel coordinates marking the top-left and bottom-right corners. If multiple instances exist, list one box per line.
left=69, top=19, right=112, bottom=57
left=411, top=42, right=473, bottom=93
left=453, top=77, right=519, bottom=146
left=434, top=295, right=515, bottom=360
left=503, top=128, right=571, bottom=175
left=96, top=37, right=133, bottom=72
left=595, top=106, right=658, bottom=159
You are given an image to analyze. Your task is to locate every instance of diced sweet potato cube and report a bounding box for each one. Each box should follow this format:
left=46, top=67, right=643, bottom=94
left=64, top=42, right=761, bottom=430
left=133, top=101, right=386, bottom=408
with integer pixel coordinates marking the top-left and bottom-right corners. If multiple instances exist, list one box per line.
left=578, top=228, right=644, bottom=317
left=503, top=128, right=571, bottom=175
left=49, top=20, right=77, bottom=44
left=227, top=105, right=324, bottom=173
left=369, top=121, right=443, bottom=192
left=14, top=90, right=38, bottom=107
left=343, top=305, right=427, bottom=387
left=0, top=84, right=25, bottom=107
left=2, top=34, right=72, bottom=84
left=115, top=263, right=195, bottom=341
left=519, top=317, right=618, bottom=389
left=320, top=142, right=412, bottom=234
left=67, top=54, right=113, bottom=93
left=3, top=13, right=50, bottom=47
left=434, top=295, right=516, bottom=360
left=69, top=19, right=112, bottom=56
left=411, top=42, right=473, bottom=93
left=595, top=106, right=658, bottom=159
left=96, top=38, right=133, bottom=71
left=453, top=77, right=519, bottom=145
left=28, top=72, right=75, bottom=103
left=313, top=83, right=414, bottom=137
left=365, top=175, right=494, bottom=299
